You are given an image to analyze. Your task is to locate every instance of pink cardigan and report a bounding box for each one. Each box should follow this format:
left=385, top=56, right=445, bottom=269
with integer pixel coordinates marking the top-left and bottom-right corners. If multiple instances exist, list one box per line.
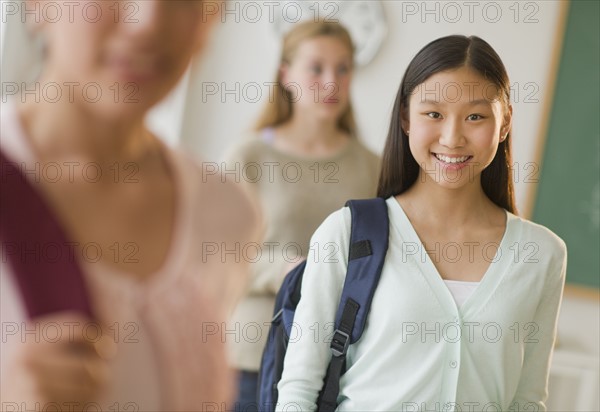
left=0, top=102, right=257, bottom=410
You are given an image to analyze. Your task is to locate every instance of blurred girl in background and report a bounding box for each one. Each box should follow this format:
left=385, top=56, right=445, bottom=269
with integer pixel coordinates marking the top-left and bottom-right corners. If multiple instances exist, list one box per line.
left=224, top=20, right=380, bottom=411
left=1, top=1, right=257, bottom=410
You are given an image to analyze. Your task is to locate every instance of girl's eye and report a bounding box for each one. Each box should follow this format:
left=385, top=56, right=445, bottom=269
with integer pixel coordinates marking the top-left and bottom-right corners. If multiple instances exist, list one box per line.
left=426, top=112, right=442, bottom=119
left=467, top=114, right=484, bottom=121
left=337, top=65, right=350, bottom=75
left=310, top=65, right=322, bottom=75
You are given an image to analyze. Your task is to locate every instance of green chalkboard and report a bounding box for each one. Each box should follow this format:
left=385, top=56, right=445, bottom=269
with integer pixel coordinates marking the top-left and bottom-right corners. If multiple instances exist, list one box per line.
left=533, top=1, right=600, bottom=288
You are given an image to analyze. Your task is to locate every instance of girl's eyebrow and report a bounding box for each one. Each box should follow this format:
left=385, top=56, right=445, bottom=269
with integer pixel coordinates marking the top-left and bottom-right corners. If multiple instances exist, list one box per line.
left=417, top=99, right=493, bottom=106
left=469, top=99, right=493, bottom=106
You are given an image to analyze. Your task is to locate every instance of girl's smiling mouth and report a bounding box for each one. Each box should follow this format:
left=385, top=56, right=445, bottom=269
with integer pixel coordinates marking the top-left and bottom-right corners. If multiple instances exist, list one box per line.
left=431, top=153, right=473, bottom=169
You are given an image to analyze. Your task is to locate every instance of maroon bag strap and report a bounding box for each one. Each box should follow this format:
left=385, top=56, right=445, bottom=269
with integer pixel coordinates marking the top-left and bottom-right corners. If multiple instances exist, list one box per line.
left=0, top=151, right=94, bottom=319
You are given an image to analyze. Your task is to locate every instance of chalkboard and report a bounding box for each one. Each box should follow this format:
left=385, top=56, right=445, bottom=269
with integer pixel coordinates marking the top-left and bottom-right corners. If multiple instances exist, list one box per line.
left=533, top=0, right=600, bottom=288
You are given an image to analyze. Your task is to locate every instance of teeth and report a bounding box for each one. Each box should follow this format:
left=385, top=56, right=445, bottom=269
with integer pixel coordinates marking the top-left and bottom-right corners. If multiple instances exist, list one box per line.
left=435, top=154, right=470, bottom=164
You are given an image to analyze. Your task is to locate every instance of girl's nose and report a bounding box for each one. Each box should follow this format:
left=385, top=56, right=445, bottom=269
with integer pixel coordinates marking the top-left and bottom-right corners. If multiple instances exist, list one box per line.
left=119, top=1, right=164, bottom=39
left=321, top=69, right=339, bottom=88
left=439, top=119, right=466, bottom=148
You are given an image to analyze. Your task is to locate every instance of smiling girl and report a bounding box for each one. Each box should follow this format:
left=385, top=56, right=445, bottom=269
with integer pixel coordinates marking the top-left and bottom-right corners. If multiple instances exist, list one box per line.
left=276, top=35, right=567, bottom=411
left=1, top=1, right=256, bottom=410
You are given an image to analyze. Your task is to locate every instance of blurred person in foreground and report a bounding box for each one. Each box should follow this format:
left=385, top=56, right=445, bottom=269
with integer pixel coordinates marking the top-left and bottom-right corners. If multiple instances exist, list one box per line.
left=1, top=1, right=258, bottom=410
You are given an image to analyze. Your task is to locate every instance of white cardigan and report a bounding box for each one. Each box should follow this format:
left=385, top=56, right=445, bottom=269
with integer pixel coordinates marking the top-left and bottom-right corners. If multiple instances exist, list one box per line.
left=277, top=197, right=567, bottom=411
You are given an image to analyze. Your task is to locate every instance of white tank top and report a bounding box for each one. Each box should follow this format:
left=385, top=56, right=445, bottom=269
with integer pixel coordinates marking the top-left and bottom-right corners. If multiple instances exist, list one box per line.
left=443, top=279, right=480, bottom=307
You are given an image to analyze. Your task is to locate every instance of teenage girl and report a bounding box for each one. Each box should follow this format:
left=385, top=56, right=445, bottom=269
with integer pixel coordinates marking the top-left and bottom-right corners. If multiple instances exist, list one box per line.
left=276, top=35, right=567, bottom=411
left=1, top=1, right=256, bottom=410
left=224, top=21, right=380, bottom=411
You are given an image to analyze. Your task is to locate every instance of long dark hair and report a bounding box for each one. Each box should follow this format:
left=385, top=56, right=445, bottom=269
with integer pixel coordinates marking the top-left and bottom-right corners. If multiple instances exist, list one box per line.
left=377, top=35, right=516, bottom=214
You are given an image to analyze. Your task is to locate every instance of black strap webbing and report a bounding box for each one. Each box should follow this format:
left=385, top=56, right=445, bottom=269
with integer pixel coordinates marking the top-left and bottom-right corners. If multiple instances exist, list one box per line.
left=317, top=299, right=360, bottom=411
left=349, top=239, right=372, bottom=260
left=314, top=198, right=389, bottom=411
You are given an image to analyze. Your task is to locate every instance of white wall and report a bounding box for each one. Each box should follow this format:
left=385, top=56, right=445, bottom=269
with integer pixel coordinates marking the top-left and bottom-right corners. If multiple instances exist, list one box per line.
left=181, top=0, right=565, bottom=218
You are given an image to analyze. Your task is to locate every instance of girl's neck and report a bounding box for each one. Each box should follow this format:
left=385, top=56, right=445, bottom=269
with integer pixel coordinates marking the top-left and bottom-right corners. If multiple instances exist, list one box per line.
left=17, top=89, right=154, bottom=164
left=271, top=111, right=349, bottom=158
left=283, top=111, right=345, bottom=145
left=399, top=174, right=501, bottom=229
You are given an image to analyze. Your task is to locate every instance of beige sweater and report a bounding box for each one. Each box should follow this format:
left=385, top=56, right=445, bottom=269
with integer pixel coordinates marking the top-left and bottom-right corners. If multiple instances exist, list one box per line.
left=224, top=132, right=380, bottom=371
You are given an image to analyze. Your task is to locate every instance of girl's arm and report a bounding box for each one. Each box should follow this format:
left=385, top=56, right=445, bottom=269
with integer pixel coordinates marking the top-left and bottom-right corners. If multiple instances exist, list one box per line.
left=276, top=207, right=352, bottom=411
left=510, top=243, right=567, bottom=411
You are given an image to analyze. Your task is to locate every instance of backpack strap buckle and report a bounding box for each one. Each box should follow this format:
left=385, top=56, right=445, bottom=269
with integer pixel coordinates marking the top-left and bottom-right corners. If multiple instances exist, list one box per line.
left=330, top=329, right=350, bottom=357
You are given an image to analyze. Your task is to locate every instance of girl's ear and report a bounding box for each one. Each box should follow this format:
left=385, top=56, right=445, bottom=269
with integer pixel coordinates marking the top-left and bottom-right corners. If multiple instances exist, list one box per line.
left=279, top=63, right=290, bottom=87
left=500, top=104, right=513, bottom=141
left=400, top=106, right=410, bottom=136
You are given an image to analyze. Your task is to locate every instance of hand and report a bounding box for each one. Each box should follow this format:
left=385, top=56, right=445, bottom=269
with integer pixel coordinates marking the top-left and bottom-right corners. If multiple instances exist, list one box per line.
left=17, top=313, right=111, bottom=408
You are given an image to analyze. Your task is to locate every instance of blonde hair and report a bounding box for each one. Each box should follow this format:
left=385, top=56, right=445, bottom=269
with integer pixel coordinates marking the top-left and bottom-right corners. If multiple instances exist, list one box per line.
left=254, top=20, right=357, bottom=136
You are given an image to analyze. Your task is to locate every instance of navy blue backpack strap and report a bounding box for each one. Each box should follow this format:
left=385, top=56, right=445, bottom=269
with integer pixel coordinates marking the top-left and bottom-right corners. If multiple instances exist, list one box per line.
left=257, top=259, right=306, bottom=411
left=317, top=197, right=389, bottom=411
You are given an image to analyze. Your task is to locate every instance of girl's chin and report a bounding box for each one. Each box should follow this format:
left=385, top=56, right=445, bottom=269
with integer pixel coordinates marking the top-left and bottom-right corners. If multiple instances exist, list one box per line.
left=72, top=82, right=166, bottom=118
left=315, top=105, right=346, bottom=119
left=418, top=161, right=480, bottom=188
left=79, top=100, right=152, bottom=122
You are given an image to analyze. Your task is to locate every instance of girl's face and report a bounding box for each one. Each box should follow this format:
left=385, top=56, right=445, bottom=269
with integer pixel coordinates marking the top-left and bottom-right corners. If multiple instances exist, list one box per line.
left=40, top=0, right=216, bottom=119
left=404, top=66, right=512, bottom=190
left=281, top=36, right=353, bottom=122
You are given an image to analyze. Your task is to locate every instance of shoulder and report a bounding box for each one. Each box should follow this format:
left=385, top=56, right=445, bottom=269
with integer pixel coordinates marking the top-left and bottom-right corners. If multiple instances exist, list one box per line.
left=345, top=138, right=381, bottom=174
left=0, top=101, right=34, bottom=164
left=170, top=147, right=260, bottom=245
left=307, top=205, right=352, bottom=261
left=510, top=213, right=567, bottom=281
left=313, top=205, right=351, bottom=240
left=512, top=214, right=567, bottom=257
left=167, top=148, right=262, bottom=313
left=222, top=132, right=271, bottom=163
left=349, top=138, right=380, bottom=161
